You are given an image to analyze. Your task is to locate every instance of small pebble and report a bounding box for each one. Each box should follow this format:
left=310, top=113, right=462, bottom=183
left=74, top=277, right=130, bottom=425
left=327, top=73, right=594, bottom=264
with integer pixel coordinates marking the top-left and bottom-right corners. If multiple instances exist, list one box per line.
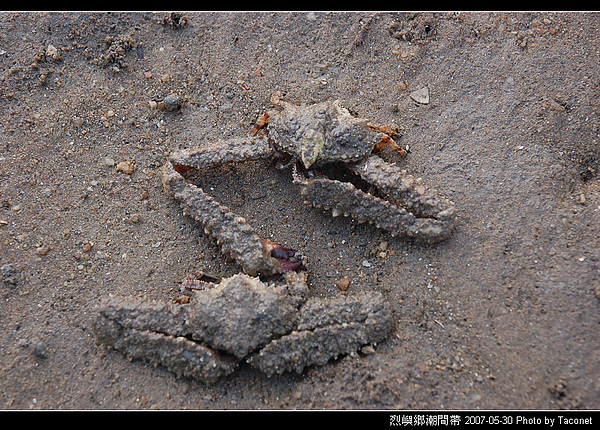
left=103, top=156, right=116, bottom=167
left=45, top=45, right=61, bottom=62
left=361, top=345, right=376, bottom=355
left=160, top=94, right=183, bottom=111
left=362, top=260, right=372, bottom=268
left=336, top=276, right=350, bottom=291
left=35, top=245, right=52, bottom=256
left=116, top=160, right=136, bottom=174
left=73, top=116, right=84, bottom=127
left=32, top=340, right=47, bottom=359
left=1, top=264, right=17, bottom=286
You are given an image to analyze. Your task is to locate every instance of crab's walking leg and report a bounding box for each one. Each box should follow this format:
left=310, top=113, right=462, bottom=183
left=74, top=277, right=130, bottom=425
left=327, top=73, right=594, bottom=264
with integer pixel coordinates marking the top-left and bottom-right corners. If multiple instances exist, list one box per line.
left=161, top=137, right=302, bottom=276
left=294, top=155, right=456, bottom=243
left=248, top=291, right=393, bottom=376
left=353, top=155, right=456, bottom=231
left=92, top=296, right=238, bottom=384
left=168, top=138, right=276, bottom=172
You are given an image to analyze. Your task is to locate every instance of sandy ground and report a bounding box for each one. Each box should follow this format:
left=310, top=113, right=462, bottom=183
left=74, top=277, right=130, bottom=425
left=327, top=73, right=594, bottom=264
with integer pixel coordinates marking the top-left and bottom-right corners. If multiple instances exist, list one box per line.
left=1, top=11, right=599, bottom=410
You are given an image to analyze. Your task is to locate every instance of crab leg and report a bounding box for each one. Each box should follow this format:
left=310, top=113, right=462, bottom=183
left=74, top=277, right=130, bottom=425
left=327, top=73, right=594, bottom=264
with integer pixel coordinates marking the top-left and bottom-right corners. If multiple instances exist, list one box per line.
left=92, top=295, right=239, bottom=384
left=161, top=138, right=302, bottom=276
left=294, top=156, right=456, bottom=243
left=352, top=155, right=456, bottom=225
left=168, top=137, right=275, bottom=172
left=247, top=291, right=392, bottom=376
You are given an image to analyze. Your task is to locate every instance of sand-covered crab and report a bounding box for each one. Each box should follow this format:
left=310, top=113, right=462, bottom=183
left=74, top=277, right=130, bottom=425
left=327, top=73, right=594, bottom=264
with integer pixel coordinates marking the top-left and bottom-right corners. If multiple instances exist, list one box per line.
left=92, top=95, right=455, bottom=384
left=93, top=271, right=392, bottom=384
left=166, top=94, right=456, bottom=273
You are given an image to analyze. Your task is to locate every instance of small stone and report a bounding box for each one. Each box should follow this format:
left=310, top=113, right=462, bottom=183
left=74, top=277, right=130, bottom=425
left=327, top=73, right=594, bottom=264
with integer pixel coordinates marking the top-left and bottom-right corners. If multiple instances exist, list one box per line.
left=35, top=244, right=52, bottom=256
left=379, top=241, right=388, bottom=252
left=361, top=345, right=376, bottom=355
left=46, top=45, right=61, bottom=62
left=130, top=213, right=142, bottom=223
left=1, top=264, right=17, bottom=286
left=160, top=94, right=183, bottom=111
left=579, top=193, right=586, bottom=205
left=103, top=157, right=116, bottom=167
left=82, top=242, right=94, bottom=253
left=32, top=340, right=47, bottom=359
left=410, top=86, right=430, bottom=104
left=73, top=116, right=84, bottom=127
left=336, top=276, right=350, bottom=291
left=362, top=260, right=372, bottom=268
left=116, top=160, right=136, bottom=174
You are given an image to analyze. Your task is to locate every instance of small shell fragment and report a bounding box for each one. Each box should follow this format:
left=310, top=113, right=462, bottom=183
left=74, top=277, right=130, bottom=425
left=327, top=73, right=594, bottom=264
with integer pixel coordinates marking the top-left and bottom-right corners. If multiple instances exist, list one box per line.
left=410, top=86, right=430, bottom=104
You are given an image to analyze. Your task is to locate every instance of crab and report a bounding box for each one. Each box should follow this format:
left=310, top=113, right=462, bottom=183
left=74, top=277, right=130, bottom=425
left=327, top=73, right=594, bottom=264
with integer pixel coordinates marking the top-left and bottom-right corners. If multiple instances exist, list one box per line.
left=92, top=271, right=393, bottom=384
left=161, top=94, right=456, bottom=277
left=92, top=95, right=455, bottom=384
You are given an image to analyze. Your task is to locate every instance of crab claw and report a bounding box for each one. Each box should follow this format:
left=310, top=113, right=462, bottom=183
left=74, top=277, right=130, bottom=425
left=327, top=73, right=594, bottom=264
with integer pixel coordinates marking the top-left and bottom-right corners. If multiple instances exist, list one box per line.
left=263, top=239, right=304, bottom=272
